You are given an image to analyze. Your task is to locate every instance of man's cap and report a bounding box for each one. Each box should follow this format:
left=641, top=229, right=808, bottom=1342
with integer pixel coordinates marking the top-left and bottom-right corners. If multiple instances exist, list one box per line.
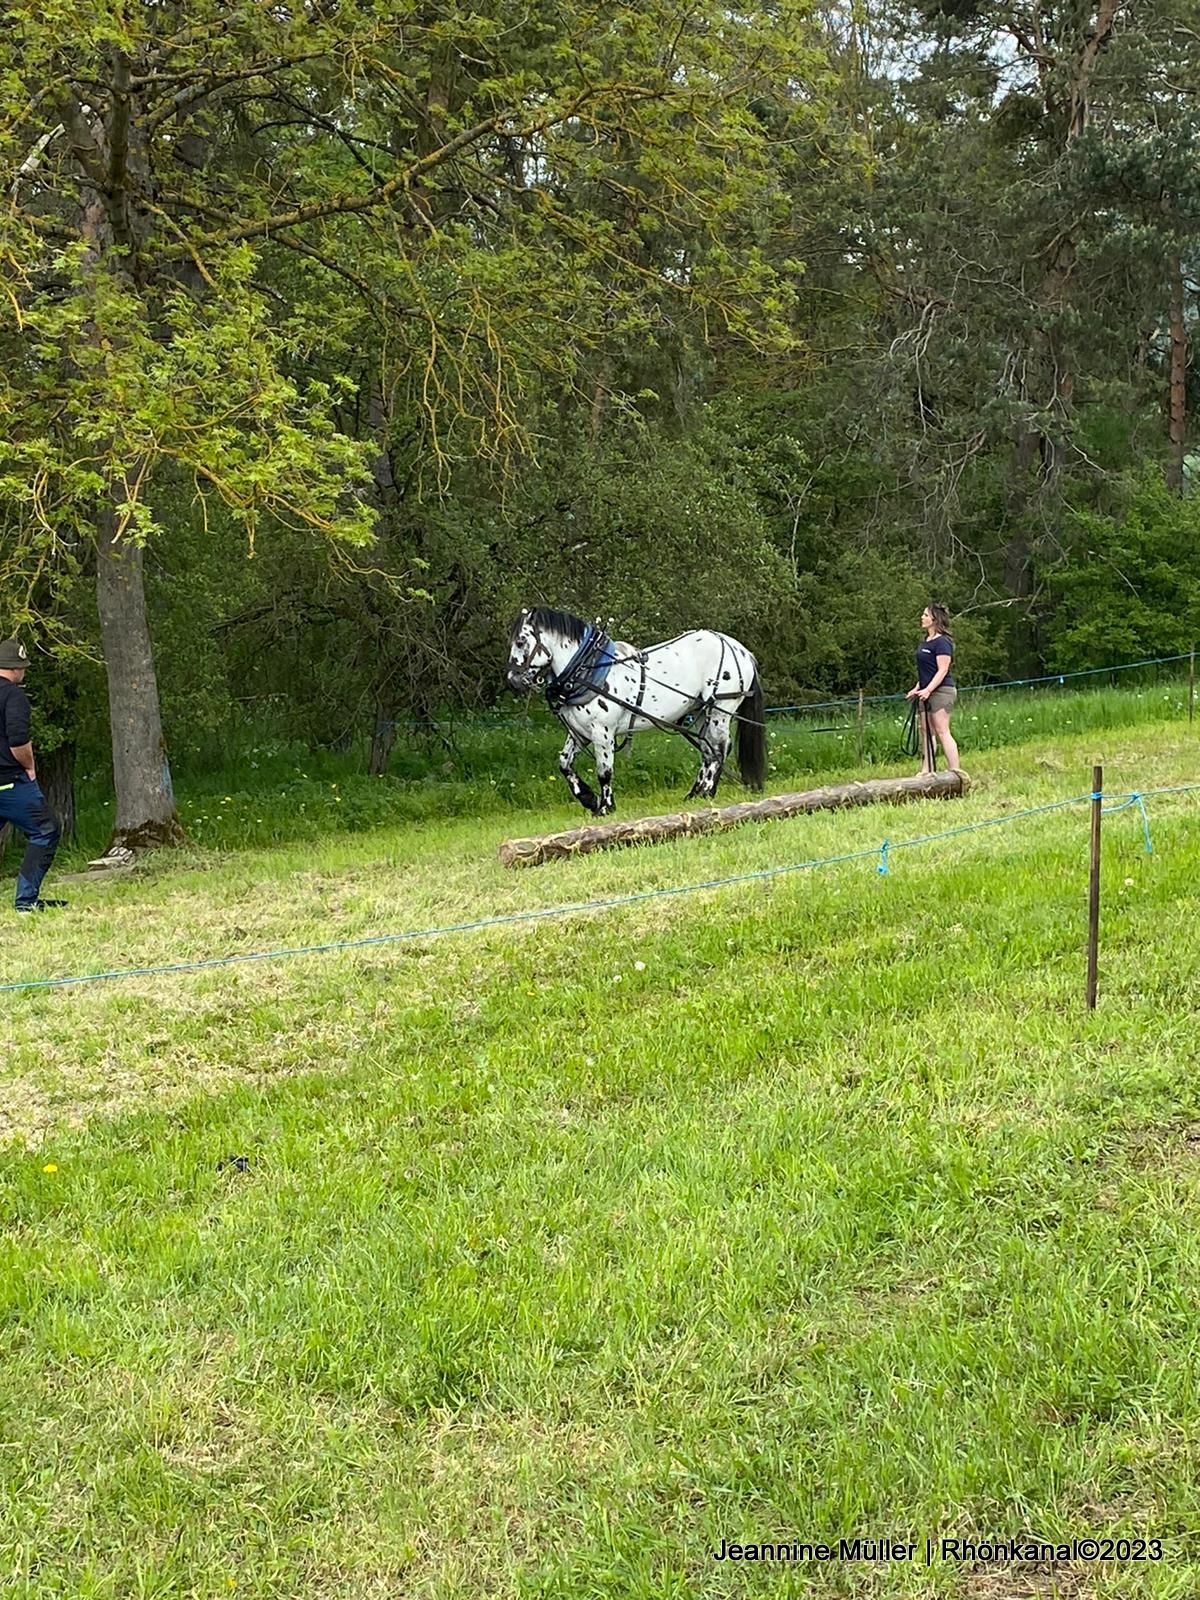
left=0, top=639, right=30, bottom=670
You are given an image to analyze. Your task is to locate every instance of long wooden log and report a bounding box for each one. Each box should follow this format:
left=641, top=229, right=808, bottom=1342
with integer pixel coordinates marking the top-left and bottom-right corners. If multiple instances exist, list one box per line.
left=499, top=769, right=971, bottom=867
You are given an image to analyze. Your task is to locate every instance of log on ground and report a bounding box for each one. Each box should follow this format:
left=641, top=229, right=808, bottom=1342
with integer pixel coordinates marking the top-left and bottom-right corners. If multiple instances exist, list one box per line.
left=499, top=769, right=971, bottom=867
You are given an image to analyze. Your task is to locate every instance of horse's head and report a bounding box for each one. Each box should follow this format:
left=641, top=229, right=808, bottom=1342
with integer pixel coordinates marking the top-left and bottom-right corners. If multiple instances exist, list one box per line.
left=506, top=608, right=554, bottom=692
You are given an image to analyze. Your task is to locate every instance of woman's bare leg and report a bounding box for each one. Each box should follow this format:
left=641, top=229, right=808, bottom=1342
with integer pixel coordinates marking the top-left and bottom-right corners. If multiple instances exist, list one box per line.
left=928, top=707, right=959, bottom=770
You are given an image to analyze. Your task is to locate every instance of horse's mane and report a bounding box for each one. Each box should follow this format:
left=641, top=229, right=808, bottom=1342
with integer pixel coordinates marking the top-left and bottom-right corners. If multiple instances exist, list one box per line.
left=519, top=607, right=591, bottom=644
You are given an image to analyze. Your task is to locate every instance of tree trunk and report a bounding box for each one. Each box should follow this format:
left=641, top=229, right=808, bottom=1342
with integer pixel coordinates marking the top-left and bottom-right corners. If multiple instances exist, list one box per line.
left=95, top=504, right=186, bottom=850
left=1166, top=253, right=1187, bottom=493
left=369, top=711, right=398, bottom=776
left=368, top=377, right=395, bottom=497
left=39, top=743, right=77, bottom=843
left=1004, top=415, right=1040, bottom=670
left=500, top=770, right=971, bottom=867
left=74, top=116, right=182, bottom=853
left=589, top=349, right=617, bottom=443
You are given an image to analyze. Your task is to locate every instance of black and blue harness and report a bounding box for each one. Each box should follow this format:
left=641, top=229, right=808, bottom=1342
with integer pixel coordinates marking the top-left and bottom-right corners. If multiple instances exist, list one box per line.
left=543, top=624, right=622, bottom=711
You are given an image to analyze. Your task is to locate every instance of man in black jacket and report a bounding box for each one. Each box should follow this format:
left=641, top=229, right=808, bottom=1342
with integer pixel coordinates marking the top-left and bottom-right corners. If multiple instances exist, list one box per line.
left=0, top=640, right=65, bottom=914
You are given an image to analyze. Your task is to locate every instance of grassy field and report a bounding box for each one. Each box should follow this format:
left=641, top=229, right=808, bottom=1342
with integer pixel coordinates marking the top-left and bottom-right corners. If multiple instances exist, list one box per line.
left=3, top=711, right=1199, bottom=1597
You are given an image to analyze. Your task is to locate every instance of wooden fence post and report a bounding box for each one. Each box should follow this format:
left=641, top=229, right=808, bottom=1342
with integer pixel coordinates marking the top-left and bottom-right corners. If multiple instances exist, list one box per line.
left=856, top=688, right=865, bottom=764
left=1086, top=763, right=1103, bottom=1011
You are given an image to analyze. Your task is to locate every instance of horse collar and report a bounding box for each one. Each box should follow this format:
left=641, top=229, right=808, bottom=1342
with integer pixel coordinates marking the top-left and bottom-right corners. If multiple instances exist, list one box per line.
left=545, top=625, right=618, bottom=710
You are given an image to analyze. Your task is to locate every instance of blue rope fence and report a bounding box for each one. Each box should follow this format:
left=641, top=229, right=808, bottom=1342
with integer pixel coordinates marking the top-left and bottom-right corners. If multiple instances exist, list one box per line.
left=765, top=650, right=1198, bottom=716
left=4, top=784, right=1196, bottom=997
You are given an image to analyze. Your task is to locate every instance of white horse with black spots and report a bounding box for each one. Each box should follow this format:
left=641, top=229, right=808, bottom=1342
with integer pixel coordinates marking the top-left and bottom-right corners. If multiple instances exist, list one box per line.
left=506, top=608, right=766, bottom=816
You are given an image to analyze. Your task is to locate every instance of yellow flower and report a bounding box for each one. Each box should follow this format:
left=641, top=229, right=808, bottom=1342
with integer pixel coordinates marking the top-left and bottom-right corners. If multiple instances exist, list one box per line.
left=42, top=1162, right=58, bottom=1173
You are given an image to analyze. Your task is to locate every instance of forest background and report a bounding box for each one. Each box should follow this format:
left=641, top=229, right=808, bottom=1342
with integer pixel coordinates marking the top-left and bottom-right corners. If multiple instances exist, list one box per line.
left=1, top=0, right=1197, bottom=849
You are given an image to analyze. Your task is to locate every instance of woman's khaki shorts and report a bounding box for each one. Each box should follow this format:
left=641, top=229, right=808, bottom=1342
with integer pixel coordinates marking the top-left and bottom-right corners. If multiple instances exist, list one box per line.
left=925, top=686, right=957, bottom=714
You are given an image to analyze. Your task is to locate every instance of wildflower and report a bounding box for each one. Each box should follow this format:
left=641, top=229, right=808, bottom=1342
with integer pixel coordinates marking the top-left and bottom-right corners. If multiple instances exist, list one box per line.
left=1125, top=877, right=1134, bottom=886
left=42, top=1162, right=57, bottom=1174
left=634, top=960, right=646, bottom=972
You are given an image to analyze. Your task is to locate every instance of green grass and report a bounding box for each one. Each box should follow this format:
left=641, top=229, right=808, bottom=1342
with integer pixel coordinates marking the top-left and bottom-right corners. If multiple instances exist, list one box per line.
left=2, top=713, right=1199, bottom=1597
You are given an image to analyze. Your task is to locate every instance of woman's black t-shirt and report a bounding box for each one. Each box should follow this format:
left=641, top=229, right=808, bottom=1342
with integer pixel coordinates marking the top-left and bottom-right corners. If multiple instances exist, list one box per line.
left=916, top=634, right=955, bottom=690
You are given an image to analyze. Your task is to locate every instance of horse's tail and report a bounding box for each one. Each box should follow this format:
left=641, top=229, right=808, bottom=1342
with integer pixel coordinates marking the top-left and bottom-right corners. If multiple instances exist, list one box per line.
left=737, top=669, right=766, bottom=791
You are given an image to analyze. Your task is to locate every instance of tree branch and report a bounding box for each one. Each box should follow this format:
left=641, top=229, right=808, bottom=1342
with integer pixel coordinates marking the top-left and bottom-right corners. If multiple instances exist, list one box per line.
left=193, top=112, right=505, bottom=246
left=192, top=83, right=672, bottom=248
left=57, top=93, right=106, bottom=189
left=144, top=53, right=328, bottom=134
left=9, top=123, right=64, bottom=197
left=270, top=229, right=395, bottom=316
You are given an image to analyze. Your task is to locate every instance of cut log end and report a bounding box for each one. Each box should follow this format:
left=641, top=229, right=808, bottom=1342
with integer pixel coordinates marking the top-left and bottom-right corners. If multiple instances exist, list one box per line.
left=500, top=770, right=971, bottom=868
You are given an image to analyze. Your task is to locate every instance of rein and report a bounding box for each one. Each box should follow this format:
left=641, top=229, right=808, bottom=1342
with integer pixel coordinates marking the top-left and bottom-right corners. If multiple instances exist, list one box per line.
left=902, top=697, right=938, bottom=771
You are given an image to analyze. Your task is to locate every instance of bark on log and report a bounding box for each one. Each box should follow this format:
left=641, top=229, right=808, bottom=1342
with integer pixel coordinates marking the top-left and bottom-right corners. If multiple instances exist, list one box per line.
left=500, top=770, right=971, bottom=867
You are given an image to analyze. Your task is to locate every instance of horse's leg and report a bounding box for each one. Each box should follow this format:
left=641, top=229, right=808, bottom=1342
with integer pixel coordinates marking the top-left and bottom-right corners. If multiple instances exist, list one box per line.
left=592, top=725, right=617, bottom=816
left=685, top=706, right=731, bottom=800
left=703, top=708, right=733, bottom=799
left=559, top=730, right=601, bottom=815
left=684, top=706, right=716, bottom=800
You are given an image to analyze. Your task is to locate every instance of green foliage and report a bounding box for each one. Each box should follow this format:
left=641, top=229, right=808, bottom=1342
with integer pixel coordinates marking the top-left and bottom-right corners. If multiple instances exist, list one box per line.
left=0, top=242, right=377, bottom=550
left=492, top=409, right=793, bottom=638
left=1042, top=474, right=1200, bottom=670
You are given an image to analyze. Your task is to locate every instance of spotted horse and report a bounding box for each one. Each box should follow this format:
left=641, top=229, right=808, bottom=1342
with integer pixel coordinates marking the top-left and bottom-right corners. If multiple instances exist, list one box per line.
left=506, top=608, right=766, bottom=816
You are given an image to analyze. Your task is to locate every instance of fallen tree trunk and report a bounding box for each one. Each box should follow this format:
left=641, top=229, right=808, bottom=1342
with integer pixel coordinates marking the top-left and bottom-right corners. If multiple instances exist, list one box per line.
left=499, top=769, right=971, bottom=868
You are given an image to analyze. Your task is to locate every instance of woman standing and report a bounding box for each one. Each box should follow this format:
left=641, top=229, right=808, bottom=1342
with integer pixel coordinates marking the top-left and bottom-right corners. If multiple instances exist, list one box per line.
left=906, top=605, right=959, bottom=773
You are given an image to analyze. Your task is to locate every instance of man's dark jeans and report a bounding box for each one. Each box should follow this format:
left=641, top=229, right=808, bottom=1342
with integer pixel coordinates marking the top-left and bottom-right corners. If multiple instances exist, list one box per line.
left=0, top=778, right=61, bottom=909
